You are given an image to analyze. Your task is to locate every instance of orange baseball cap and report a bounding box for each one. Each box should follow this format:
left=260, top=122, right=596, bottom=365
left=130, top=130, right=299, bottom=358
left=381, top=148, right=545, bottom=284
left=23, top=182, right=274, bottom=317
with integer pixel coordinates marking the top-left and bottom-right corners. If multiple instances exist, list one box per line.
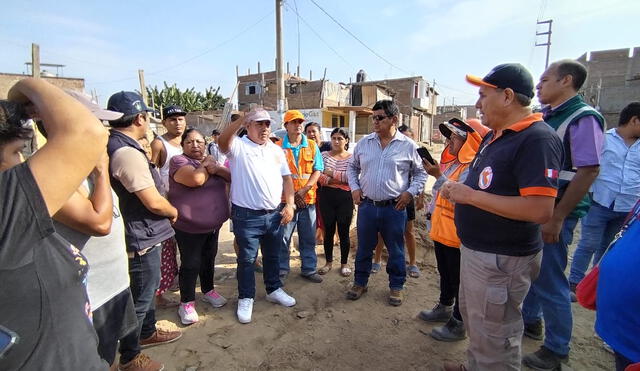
left=283, top=110, right=305, bottom=124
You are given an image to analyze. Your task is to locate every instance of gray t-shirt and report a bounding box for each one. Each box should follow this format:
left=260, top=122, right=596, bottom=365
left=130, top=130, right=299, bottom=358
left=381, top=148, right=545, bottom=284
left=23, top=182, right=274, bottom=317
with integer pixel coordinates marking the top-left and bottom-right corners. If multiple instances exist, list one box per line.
left=54, top=181, right=129, bottom=310
left=0, top=163, right=106, bottom=370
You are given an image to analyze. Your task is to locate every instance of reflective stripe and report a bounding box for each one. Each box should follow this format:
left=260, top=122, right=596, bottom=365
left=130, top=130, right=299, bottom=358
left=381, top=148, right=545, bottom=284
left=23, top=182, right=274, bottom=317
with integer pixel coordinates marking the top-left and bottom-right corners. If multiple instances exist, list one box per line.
left=555, top=106, right=593, bottom=140
left=559, top=170, right=575, bottom=181
left=291, top=174, right=311, bottom=180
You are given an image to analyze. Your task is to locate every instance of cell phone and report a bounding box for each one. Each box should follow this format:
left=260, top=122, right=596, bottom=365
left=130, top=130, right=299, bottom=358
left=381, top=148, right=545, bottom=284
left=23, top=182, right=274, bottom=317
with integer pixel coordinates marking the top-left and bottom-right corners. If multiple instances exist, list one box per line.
left=0, top=325, right=19, bottom=359
left=417, top=147, right=436, bottom=165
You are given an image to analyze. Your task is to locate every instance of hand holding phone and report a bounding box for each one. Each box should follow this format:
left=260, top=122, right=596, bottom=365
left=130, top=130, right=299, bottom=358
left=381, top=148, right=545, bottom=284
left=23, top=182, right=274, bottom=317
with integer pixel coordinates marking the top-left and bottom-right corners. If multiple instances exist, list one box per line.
left=417, top=147, right=436, bottom=165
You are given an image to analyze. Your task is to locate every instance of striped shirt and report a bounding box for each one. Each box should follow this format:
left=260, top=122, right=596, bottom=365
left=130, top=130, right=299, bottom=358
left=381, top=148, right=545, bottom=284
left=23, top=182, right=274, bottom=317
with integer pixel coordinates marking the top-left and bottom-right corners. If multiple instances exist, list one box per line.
left=318, top=151, right=352, bottom=192
left=348, top=130, right=427, bottom=201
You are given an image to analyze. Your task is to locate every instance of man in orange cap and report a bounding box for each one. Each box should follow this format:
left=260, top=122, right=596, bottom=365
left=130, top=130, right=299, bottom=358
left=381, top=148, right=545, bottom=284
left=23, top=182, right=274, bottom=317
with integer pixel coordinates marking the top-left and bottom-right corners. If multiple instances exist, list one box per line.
left=441, top=63, right=563, bottom=371
left=278, top=110, right=325, bottom=284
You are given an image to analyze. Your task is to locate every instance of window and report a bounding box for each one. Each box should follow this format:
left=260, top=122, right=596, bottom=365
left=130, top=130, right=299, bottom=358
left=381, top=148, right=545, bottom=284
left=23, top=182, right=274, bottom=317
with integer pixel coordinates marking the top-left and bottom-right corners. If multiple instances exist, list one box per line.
left=331, top=114, right=346, bottom=127
left=245, top=82, right=261, bottom=95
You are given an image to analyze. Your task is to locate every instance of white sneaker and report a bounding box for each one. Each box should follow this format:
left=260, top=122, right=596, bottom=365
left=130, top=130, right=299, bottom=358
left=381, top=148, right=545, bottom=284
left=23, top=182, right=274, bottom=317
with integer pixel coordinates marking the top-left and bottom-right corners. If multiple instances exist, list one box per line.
left=266, top=288, right=296, bottom=307
left=178, top=301, right=199, bottom=325
left=237, top=298, right=254, bottom=324
left=202, top=290, right=228, bottom=308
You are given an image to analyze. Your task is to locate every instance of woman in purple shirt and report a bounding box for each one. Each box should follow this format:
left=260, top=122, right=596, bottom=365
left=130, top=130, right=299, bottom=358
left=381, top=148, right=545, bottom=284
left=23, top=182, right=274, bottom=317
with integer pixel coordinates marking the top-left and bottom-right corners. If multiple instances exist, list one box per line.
left=168, top=128, right=231, bottom=325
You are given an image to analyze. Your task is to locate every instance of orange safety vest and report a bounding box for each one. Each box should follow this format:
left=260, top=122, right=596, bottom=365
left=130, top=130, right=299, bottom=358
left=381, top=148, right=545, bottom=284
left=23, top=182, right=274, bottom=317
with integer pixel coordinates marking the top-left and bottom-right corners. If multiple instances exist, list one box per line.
left=429, top=124, right=486, bottom=248
left=278, top=137, right=319, bottom=204
left=429, top=162, right=468, bottom=247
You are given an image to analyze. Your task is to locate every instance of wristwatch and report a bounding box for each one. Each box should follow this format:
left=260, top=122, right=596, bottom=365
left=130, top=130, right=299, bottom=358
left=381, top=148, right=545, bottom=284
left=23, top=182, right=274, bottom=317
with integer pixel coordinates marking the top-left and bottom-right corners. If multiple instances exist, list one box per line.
left=287, top=203, right=297, bottom=211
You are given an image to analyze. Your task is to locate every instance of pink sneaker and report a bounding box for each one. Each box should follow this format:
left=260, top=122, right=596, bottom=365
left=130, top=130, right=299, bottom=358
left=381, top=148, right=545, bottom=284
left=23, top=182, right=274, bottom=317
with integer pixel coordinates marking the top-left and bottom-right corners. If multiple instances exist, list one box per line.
left=202, top=290, right=227, bottom=308
left=178, top=301, right=198, bottom=325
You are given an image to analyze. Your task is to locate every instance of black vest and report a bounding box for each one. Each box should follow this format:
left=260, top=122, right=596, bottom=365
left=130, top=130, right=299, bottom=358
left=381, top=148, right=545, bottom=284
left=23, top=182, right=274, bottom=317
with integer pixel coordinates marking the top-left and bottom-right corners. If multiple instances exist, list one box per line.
left=107, top=130, right=174, bottom=252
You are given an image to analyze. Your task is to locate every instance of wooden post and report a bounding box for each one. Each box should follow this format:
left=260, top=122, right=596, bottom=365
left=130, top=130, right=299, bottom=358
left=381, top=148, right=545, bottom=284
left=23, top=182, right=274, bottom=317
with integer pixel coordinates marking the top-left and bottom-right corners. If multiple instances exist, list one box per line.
left=32, top=43, right=40, bottom=78
left=138, top=69, right=148, bottom=105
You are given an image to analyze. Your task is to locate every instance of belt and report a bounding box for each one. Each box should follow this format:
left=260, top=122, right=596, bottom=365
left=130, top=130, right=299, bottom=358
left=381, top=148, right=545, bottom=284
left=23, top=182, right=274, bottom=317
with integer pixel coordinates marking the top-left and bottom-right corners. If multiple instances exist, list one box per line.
left=363, top=197, right=397, bottom=207
left=232, top=204, right=279, bottom=215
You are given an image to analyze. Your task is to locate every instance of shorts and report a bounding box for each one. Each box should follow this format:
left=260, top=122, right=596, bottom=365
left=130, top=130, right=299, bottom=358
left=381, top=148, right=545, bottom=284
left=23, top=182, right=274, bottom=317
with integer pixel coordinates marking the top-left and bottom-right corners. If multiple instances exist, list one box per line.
left=91, top=289, right=138, bottom=365
left=406, top=199, right=416, bottom=221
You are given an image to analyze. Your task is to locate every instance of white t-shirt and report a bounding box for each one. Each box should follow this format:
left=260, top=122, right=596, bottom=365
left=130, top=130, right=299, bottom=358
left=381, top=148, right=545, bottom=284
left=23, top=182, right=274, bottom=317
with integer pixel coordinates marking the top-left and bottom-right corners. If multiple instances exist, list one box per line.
left=227, top=136, right=290, bottom=210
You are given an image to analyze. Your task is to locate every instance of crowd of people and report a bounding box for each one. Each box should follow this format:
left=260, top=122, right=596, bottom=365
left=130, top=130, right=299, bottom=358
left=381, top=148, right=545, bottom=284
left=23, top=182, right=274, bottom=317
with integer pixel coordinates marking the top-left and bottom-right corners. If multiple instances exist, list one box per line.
left=0, top=56, right=639, bottom=371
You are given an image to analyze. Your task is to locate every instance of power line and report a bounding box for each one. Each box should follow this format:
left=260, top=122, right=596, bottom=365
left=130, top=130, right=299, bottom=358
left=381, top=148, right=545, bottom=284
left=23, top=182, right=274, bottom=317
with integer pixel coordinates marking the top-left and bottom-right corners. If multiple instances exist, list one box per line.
left=90, top=10, right=274, bottom=85
left=147, top=11, right=274, bottom=77
left=283, top=1, right=353, bottom=69
left=307, top=0, right=411, bottom=76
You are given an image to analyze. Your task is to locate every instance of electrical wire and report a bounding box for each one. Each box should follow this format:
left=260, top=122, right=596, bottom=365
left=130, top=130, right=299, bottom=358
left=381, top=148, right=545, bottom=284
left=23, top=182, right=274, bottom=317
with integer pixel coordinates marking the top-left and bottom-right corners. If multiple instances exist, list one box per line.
left=283, top=1, right=353, bottom=69
left=90, top=10, right=274, bottom=85
left=307, top=0, right=411, bottom=76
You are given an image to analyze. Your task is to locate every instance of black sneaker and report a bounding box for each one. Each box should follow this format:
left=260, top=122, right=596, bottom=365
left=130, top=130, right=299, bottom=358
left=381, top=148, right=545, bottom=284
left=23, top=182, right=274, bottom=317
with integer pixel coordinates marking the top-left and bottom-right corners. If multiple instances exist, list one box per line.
left=301, top=272, right=323, bottom=283
left=418, top=303, right=453, bottom=323
left=524, top=320, right=544, bottom=341
left=522, top=346, right=568, bottom=370
left=430, top=317, right=466, bottom=342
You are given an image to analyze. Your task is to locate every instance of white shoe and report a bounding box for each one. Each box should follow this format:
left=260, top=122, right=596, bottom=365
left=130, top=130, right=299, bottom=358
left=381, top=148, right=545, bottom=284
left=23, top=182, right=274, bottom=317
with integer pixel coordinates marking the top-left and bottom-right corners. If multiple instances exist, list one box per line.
left=237, top=298, right=254, bottom=324
left=266, top=288, right=296, bottom=307
left=202, top=290, right=228, bottom=308
left=178, top=301, right=199, bottom=325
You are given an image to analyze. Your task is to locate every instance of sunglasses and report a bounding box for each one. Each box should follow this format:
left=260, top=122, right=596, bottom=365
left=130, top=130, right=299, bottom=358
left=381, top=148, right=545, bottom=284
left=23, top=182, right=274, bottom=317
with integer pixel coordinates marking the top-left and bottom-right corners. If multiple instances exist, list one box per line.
left=371, top=115, right=390, bottom=122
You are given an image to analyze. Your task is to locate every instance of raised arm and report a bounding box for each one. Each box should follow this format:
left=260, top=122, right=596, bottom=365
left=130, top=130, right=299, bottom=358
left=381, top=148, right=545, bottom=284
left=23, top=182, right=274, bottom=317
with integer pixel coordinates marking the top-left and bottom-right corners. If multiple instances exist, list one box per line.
left=8, top=78, right=108, bottom=216
left=53, top=152, right=113, bottom=236
left=218, top=115, right=245, bottom=154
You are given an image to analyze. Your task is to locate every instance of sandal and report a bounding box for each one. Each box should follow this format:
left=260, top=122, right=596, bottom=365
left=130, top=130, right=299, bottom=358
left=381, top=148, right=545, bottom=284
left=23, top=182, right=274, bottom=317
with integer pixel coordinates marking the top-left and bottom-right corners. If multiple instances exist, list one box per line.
left=407, top=265, right=420, bottom=278
left=340, top=266, right=352, bottom=277
left=318, top=263, right=333, bottom=275
left=371, top=262, right=381, bottom=274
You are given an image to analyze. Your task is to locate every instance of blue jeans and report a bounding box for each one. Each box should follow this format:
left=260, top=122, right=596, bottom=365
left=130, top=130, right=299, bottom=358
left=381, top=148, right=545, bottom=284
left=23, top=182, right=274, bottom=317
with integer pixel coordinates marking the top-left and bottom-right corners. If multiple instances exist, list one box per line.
left=119, top=245, right=161, bottom=363
left=232, top=204, right=284, bottom=299
left=568, top=202, right=627, bottom=285
left=354, top=202, right=407, bottom=290
left=279, top=205, right=318, bottom=276
left=522, top=217, right=578, bottom=356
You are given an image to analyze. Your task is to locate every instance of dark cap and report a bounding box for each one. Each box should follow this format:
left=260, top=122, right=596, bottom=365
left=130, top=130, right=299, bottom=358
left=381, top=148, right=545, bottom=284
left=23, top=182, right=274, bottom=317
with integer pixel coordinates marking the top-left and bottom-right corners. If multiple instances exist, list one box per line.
left=466, top=63, right=535, bottom=98
left=439, top=118, right=472, bottom=139
left=163, top=105, right=187, bottom=118
left=107, top=91, right=155, bottom=117
left=211, top=129, right=221, bottom=136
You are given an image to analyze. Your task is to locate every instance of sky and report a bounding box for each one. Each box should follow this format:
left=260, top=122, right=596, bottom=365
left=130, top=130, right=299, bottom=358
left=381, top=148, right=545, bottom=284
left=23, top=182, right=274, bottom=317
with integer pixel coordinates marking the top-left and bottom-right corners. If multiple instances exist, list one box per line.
left=2, top=0, right=639, bottom=107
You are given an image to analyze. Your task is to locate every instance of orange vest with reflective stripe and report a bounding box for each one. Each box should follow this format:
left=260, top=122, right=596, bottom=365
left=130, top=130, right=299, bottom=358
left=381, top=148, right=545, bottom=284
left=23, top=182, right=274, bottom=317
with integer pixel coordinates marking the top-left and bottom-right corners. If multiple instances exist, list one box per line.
left=429, top=162, right=468, bottom=247
left=429, top=126, right=486, bottom=248
left=278, top=138, right=319, bottom=204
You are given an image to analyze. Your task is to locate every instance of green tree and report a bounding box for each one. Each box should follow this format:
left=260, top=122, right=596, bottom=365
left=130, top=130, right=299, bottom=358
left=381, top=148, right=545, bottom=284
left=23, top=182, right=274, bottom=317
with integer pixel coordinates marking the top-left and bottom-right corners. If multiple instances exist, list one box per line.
left=145, top=82, right=227, bottom=113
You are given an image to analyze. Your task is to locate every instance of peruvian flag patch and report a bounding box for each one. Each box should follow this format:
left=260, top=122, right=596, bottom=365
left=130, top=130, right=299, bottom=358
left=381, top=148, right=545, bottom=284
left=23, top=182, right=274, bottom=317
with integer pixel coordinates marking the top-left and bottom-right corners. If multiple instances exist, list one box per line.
left=545, top=169, right=559, bottom=179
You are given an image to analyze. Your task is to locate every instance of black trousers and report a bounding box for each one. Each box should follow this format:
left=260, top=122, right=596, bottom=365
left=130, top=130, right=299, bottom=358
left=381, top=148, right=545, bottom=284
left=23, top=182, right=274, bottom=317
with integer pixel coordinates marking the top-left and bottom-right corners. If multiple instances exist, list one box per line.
left=318, top=187, right=354, bottom=264
left=434, top=241, right=462, bottom=321
left=174, top=228, right=219, bottom=303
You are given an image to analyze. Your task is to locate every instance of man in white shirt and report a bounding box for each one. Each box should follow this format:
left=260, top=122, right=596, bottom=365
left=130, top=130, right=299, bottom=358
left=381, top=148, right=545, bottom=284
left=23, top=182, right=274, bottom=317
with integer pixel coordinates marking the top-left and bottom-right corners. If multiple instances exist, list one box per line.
left=218, top=108, right=297, bottom=324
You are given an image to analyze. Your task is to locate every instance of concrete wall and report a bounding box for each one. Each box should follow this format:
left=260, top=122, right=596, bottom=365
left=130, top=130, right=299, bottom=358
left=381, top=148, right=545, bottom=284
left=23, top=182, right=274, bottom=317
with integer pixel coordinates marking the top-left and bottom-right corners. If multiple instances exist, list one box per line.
left=578, top=47, right=640, bottom=126
left=0, top=73, right=84, bottom=99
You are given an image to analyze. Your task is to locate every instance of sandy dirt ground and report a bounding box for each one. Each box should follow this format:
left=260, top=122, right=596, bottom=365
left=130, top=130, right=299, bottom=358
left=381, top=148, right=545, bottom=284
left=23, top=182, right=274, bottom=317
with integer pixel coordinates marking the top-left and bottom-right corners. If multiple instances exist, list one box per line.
left=145, top=207, right=615, bottom=371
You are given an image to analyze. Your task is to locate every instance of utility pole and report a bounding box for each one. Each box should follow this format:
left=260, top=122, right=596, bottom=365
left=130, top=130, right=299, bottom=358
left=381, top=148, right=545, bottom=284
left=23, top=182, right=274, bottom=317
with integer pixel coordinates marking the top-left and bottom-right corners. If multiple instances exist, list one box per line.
left=275, top=0, right=286, bottom=121
left=138, top=69, right=148, bottom=106
left=536, top=19, right=553, bottom=69
left=31, top=43, right=40, bottom=78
